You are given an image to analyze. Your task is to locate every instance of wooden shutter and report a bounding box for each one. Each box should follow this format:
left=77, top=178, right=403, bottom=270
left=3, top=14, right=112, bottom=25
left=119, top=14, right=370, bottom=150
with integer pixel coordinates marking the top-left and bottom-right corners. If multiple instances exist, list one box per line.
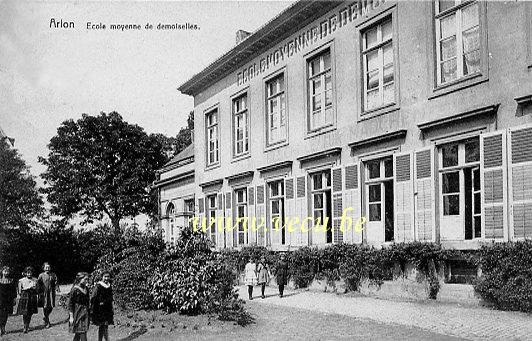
left=285, top=178, right=295, bottom=246
left=247, top=187, right=256, bottom=245
left=481, top=131, right=507, bottom=241
left=394, top=152, right=414, bottom=242
left=343, top=164, right=362, bottom=244
left=256, top=185, right=266, bottom=246
left=508, top=126, right=532, bottom=239
left=295, top=176, right=308, bottom=245
left=216, top=193, right=225, bottom=249
left=414, top=147, right=435, bottom=242
left=196, top=197, right=205, bottom=235
left=332, top=166, right=344, bottom=244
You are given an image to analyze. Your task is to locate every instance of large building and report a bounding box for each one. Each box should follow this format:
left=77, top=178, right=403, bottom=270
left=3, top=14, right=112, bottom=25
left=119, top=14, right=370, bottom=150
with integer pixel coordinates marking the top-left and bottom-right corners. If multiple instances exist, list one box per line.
left=160, top=0, right=532, bottom=251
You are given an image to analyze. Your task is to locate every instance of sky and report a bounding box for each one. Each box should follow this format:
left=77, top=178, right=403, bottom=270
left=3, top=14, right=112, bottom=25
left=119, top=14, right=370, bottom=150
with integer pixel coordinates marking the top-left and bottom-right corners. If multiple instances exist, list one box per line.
left=0, top=0, right=294, bottom=182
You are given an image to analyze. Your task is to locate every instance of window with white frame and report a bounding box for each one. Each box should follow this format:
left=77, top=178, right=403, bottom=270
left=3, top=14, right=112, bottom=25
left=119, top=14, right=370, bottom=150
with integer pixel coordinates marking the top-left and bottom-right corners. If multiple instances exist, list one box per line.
left=310, top=170, right=332, bottom=243
left=205, top=109, right=219, bottom=166
left=435, top=0, right=481, bottom=85
left=365, top=157, right=394, bottom=242
left=234, top=188, right=248, bottom=245
left=184, top=198, right=195, bottom=230
left=266, top=74, right=287, bottom=146
left=206, top=194, right=217, bottom=245
left=307, top=49, right=333, bottom=131
left=362, top=18, right=395, bottom=112
left=232, top=94, right=249, bottom=157
left=166, top=203, right=175, bottom=243
left=268, top=180, right=285, bottom=245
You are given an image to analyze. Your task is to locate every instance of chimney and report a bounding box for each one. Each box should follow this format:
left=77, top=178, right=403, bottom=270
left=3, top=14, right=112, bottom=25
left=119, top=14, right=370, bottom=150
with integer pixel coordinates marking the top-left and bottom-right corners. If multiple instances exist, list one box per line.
left=235, top=30, right=251, bottom=45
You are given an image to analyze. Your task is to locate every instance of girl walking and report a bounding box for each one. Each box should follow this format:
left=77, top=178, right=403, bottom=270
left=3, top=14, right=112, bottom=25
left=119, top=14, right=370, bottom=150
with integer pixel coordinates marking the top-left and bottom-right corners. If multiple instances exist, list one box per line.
left=69, top=272, right=90, bottom=341
left=91, top=272, right=114, bottom=341
left=243, top=257, right=257, bottom=300
left=275, top=254, right=289, bottom=298
left=37, top=262, right=58, bottom=328
left=17, top=266, right=38, bottom=333
left=0, top=267, right=17, bottom=336
left=257, top=257, right=270, bottom=299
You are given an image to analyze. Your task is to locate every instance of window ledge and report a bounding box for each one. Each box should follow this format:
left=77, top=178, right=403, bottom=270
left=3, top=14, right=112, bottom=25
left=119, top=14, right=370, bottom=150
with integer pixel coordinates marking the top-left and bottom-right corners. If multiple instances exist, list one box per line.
left=204, top=163, right=221, bottom=172
left=265, top=141, right=289, bottom=153
left=305, top=125, right=337, bottom=140
left=231, top=153, right=251, bottom=164
left=429, top=73, right=488, bottom=100
left=359, top=103, right=400, bottom=122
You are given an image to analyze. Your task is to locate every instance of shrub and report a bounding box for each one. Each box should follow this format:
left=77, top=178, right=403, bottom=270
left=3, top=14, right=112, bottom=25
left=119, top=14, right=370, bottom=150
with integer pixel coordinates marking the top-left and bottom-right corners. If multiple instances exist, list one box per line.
left=288, top=247, right=318, bottom=288
left=474, top=241, right=532, bottom=313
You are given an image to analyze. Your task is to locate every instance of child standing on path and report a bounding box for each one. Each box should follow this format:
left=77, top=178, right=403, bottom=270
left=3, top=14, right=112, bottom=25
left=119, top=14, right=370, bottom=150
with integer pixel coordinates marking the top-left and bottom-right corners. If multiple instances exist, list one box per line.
left=37, top=262, right=58, bottom=328
left=0, top=267, right=17, bottom=336
left=244, top=257, right=257, bottom=300
left=17, top=266, right=38, bottom=333
left=69, top=272, right=90, bottom=341
left=275, top=254, right=289, bottom=298
left=257, top=257, right=270, bottom=299
left=91, top=272, right=114, bottom=341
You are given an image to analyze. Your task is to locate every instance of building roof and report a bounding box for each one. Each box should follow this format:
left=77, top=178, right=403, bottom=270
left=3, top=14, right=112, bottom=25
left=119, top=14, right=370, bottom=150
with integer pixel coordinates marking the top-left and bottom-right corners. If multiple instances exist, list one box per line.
left=165, top=143, right=194, bottom=167
left=178, top=0, right=341, bottom=96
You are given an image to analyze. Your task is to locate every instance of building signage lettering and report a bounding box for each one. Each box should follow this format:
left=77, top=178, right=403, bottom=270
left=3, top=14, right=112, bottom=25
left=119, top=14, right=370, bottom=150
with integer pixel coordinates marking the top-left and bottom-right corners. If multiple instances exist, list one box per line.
left=237, top=0, right=387, bottom=85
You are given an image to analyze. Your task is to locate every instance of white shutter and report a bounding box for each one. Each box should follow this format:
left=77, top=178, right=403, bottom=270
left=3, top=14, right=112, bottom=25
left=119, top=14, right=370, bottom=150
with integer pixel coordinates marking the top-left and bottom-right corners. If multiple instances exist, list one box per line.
left=332, top=166, right=344, bottom=244
left=295, top=176, right=308, bottom=246
left=343, top=164, right=362, bottom=244
left=508, top=126, right=532, bottom=240
left=256, top=184, right=266, bottom=246
left=216, top=193, right=225, bottom=249
left=197, top=197, right=205, bottom=236
left=394, top=152, right=414, bottom=242
left=414, top=147, right=436, bottom=242
left=247, top=187, right=256, bottom=245
left=284, top=178, right=295, bottom=246
left=481, top=131, right=507, bottom=241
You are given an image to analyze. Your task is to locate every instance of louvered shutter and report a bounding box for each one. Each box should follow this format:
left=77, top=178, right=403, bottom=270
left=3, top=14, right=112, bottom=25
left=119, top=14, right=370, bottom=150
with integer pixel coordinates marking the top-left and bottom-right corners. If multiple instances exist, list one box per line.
left=508, top=126, right=532, bottom=239
left=295, top=176, right=309, bottom=245
left=394, top=152, right=414, bottom=242
left=196, top=197, right=205, bottom=234
left=481, top=131, right=507, bottom=240
left=247, top=187, right=256, bottom=245
left=285, top=178, right=295, bottom=246
left=332, top=166, right=344, bottom=244
left=414, top=147, right=435, bottom=242
left=216, top=193, right=225, bottom=249
left=343, top=164, right=362, bottom=244
left=256, top=185, right=266, bottom=246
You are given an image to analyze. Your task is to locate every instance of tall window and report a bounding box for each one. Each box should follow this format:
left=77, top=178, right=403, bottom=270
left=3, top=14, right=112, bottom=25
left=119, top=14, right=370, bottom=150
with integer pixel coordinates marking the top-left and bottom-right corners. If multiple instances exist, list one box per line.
left=308, top=50, right=333, bottom=131
left=365, top=157, right=394, bottom=242
left=166, top=203, right=175, bottom=243
left=310, top=170, right=332, bottom=243
left=268, top=180, right=285, bottom=245
left=205, top=110, right=219, bottom=166
left=184, top=198, right=195, bottom=230
left=234, top=188, right=248, bottom=245
left=362, top=18, right=394, bottom=111
left=206, top=195, right=217, bottom=245
left=266, top=74, right=287, bottom=145
left=232, top=94, right=249, bottom=157
left=435, top=0, right=481, bottom=85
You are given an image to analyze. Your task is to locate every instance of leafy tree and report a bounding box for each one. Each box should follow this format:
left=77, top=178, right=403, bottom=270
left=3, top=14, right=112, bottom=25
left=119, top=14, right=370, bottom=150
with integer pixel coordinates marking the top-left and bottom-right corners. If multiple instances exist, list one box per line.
left=151, top=111, right=194, bottom=162
left=39, top=112, right=167, bottom=233
left=0, top=139, right=43, bottom=229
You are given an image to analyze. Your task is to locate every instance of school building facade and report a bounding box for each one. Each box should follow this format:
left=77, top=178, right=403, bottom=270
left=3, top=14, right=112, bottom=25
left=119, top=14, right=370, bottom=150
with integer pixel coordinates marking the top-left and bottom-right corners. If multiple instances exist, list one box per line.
left=157, top=0, right=532, bottom=251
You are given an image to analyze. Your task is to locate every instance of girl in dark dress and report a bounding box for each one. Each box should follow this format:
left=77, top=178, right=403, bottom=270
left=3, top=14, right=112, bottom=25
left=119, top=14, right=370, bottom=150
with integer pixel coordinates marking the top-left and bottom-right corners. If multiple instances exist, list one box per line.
left=90, top=272, right=114, bottom=341
left=274, top=254, right=290, bottom=298
left=17, top=266, right=38, bottom=333
left=37, top=262, right=58, bottom=328
left=0, top=266, right=17, bottom=336
left=69, top=272, right=90, bottom=341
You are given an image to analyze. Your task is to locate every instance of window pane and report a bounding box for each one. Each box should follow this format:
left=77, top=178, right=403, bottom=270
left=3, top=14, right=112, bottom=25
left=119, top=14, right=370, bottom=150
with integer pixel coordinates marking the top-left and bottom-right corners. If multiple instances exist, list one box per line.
left=473, top=168, right=480, bottom=190
left=383, top=82, right=394, bottom=104
left=325, top=89, right=332, bottom=107
left=310, top=57, right=321, bottom=76
left=369, top=184, right=381, bottom=202
left=383, top=64, right=394, bottom=84
left=314, top=194, right=323, bottom=209
left=369, top=203, right=382, bottom=221
left=383, top=43, right=393, bottom=65
left=312, top=78, right=322, bottom=95
left=382, top=20, right=393, bottom=41
left=366, top=89, right=379, bottom=110
left=441, top=37, right=457, bottom=60
left=442, top=171, right=460, bottom=193
left=313, top=173, right=322, bottom=190
left=465, top=138, right=480, bottom=163
left=441, top=59, right=457, bottom=83
left=367, top=70, right=379, bottom=90
left=440, top=14, right=456, bottom=39
left=384, top=158, right=393, bottom=177
left=463, top=50, right=480, bottom=75
left=462, top=3, right=479, bottom=30
left=323, top=52, right=331, bottom=70
left=443, top=195, right=460, bottom=215
left=365, top=26, right=378, bottom=49
left=474, top=193, right=481, bottom=214
left=278, top=76, right=285, bottom=91
left=272, top=200, right=279, bottom=213
left=442, top=144, right=459, bottom=167
left=438, top=0, right=456, bottom=13
left=312, top=95, right=322, bottom=111
left=367, top=160, right=380, bottom=179
left=474, top=216, right=481, bottom=238
left=463, top=27, right=479, bottom=53
left=366, top=50, right=379, bottom=72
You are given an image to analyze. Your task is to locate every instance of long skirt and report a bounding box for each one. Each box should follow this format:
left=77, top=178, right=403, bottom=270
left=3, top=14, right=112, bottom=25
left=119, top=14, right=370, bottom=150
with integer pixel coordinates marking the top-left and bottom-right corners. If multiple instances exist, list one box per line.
left=16, top=290, right=38, bottom=316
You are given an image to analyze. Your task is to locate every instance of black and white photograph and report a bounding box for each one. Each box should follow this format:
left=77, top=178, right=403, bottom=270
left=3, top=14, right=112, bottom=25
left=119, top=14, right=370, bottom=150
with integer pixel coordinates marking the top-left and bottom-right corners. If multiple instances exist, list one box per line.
left=1, top=0, right=532, bottom=340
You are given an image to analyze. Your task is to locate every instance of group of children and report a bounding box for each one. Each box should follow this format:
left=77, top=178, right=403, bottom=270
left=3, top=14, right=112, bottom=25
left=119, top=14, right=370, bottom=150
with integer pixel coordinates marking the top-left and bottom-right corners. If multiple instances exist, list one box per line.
left=0, top=263, right=114, bottom=341
left=244, top=254, right=290, bottom=300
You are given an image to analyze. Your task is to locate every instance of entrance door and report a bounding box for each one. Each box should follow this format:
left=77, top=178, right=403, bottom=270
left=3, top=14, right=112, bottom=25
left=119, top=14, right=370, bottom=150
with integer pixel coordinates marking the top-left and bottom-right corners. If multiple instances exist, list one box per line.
left=365, top=157, right=394, bottom=244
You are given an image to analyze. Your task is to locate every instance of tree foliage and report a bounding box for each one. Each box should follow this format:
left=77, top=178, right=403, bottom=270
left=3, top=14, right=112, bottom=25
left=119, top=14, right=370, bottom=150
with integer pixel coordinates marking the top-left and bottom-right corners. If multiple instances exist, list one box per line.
left=151, top=111, right=194, bottom=162
left=0, top=140, right=43, bottom=229
left=39, top=112, right=167, bottom=231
